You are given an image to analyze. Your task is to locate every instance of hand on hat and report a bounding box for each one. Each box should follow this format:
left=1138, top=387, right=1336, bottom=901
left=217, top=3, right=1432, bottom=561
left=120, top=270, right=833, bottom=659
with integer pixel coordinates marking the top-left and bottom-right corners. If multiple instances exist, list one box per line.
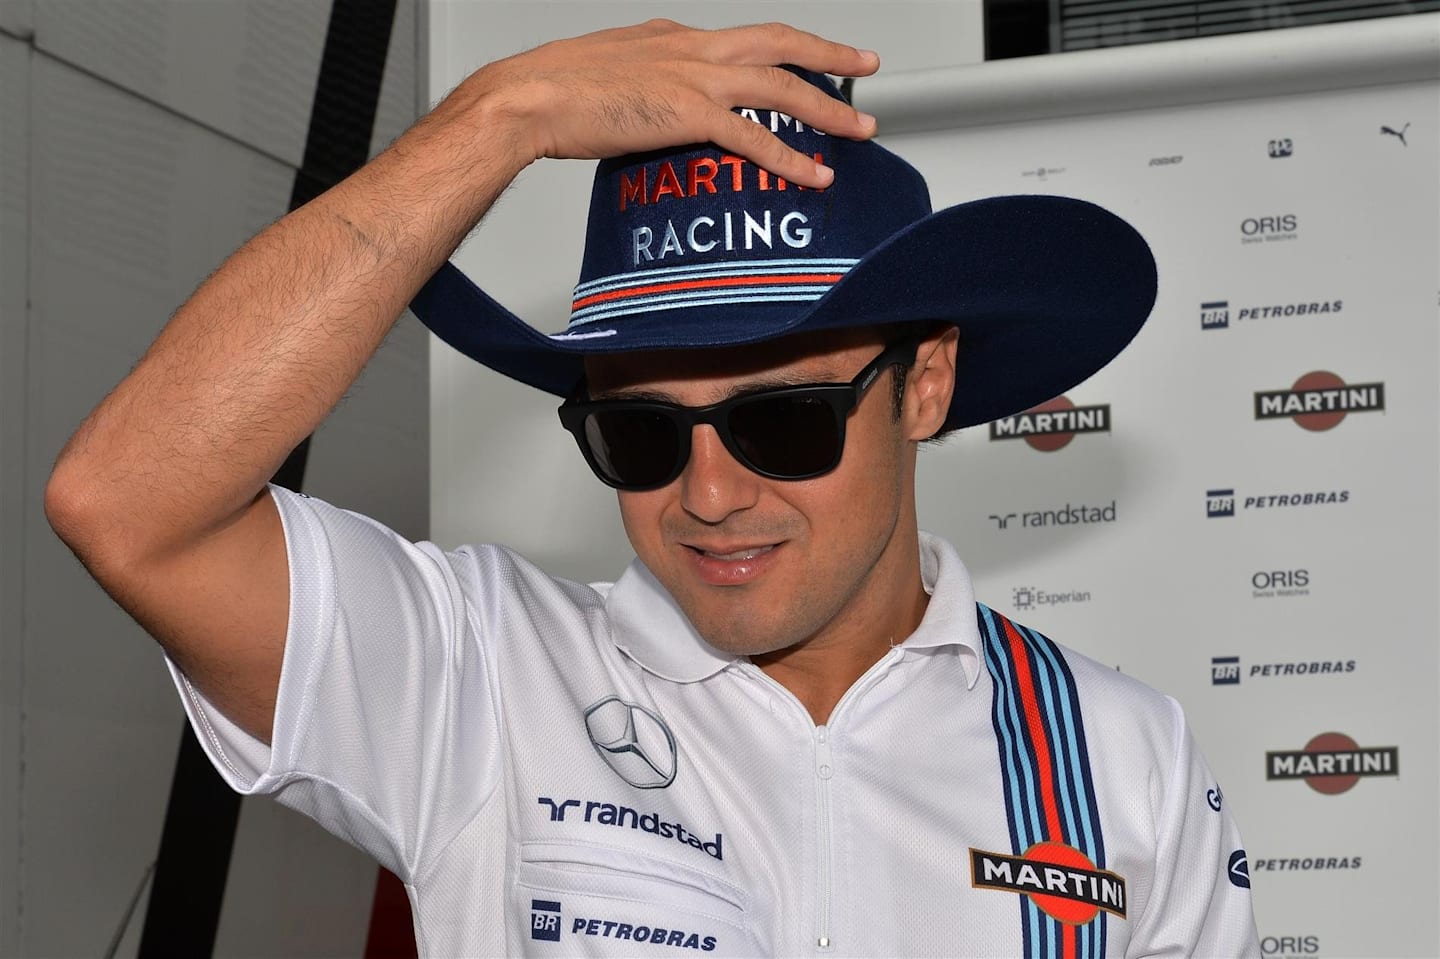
left=459, top=19, right=880, bottom=189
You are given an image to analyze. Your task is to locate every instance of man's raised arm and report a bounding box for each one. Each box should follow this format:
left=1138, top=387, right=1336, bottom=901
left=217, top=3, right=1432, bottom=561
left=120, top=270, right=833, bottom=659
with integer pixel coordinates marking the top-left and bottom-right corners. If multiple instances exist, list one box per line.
left=44, top=20, right=879, bottom=743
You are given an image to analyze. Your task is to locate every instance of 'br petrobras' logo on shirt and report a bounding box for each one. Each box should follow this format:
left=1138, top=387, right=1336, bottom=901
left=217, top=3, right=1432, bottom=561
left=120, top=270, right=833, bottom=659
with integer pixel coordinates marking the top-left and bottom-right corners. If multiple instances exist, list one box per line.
left=585, top=696, right=678, bottom=789
left=531, top=900, right=562, bottom=941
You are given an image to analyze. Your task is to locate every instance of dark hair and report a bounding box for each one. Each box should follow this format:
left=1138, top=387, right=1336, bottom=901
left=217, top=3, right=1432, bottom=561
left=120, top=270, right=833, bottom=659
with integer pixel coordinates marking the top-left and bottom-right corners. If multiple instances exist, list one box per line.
left=882, top=321, right=959, bottom=444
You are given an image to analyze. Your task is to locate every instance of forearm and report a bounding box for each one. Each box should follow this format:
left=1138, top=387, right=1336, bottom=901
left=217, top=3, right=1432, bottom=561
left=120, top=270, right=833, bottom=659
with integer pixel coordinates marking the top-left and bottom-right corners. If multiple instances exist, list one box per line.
left=48, top=78, right=526, bottom=562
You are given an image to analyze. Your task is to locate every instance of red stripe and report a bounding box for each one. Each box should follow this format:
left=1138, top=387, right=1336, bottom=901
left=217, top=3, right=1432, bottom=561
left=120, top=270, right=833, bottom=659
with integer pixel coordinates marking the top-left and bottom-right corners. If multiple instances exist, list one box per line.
left=1002, top=617, right=1065, bottom=841
left=1064, top=923, right=1078, bottom=959
left=571, top=272, right=842, bottom=310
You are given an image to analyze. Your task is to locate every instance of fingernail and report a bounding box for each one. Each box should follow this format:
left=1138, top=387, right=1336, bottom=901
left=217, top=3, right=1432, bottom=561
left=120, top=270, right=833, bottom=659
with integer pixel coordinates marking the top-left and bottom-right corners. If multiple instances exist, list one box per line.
left=858, top=111, right=878, bottom=131
left=859, top=48, right=879, bottom=61
left=815, top=162, right=835, bottom=185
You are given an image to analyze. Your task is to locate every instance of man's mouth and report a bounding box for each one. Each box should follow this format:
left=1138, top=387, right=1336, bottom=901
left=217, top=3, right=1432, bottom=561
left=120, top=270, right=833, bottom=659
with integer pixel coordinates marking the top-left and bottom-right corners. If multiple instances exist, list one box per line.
left=694, top=545, right=776, bottom=561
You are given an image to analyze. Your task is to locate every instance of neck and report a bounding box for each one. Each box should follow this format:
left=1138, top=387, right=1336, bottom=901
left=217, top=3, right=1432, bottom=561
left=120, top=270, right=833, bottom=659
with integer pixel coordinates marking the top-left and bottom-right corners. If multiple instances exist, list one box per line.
left=751, top=525, right=930, bottom=725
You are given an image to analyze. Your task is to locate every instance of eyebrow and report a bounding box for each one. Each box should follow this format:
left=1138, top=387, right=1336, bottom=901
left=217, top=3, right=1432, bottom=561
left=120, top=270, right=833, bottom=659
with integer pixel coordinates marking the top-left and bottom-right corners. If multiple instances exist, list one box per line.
left=590, top=371, right=827, bottom=405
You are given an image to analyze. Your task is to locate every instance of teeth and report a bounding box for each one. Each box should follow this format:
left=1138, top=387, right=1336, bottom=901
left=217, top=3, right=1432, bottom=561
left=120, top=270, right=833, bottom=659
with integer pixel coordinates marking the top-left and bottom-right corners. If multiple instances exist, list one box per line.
left=703, top=545, right=774, bottom=561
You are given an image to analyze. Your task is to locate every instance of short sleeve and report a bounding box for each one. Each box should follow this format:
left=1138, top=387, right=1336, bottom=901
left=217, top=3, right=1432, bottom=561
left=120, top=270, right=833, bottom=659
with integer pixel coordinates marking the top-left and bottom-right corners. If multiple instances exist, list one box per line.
left=166, top=485, right=502, bottom=881
left=1126, top=697, right=1261, bottom=958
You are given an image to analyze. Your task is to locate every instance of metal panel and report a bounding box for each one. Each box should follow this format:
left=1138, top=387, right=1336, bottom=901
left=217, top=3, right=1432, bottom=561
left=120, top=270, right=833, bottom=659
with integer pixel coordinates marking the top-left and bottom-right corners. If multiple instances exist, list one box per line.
left=32, top=0, right=331, bottom=166
left=0, top=29, right=31, bottom=959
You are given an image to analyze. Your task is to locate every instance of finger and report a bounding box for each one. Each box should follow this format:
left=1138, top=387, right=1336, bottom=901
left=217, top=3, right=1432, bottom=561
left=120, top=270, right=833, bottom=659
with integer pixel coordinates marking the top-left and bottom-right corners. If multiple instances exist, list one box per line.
left=705, top=22, right=880, bottom=78
left=722, top=65, right=877, bottom=140
left=706, top=108, right=835, bottom=190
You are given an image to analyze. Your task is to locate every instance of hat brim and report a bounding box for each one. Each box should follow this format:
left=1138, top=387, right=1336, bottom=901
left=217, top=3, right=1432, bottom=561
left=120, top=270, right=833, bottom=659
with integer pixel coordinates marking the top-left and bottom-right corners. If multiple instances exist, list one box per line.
left=411, top=194, right=1157, bottom=431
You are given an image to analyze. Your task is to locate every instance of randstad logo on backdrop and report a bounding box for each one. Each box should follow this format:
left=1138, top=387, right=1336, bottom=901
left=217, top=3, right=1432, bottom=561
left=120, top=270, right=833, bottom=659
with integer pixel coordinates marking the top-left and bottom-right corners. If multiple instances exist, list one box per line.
left=989, top=396, right=1110, bottom=451
left=988, top=501, right=1117, bottom=530
left=1206, top=488, right=1349, bottom=517
left=1255, top=372, right=1384, bottom=431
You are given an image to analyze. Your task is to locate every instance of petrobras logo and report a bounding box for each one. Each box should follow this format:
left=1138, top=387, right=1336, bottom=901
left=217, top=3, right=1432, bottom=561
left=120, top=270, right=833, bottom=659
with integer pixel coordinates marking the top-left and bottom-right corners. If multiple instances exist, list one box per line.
left=989, top=396, right=1110, bottom=451
left=988, top=500, right=1116, bottom=530
left=1205, top=487, right=1350, bottom=517
left=531, top=900, right=563, bottom=942
left=1241, top=214, right=1298, bottom=244
left=1200, top=301, right=1230, bottom=330
left=1253, top=855, right=1361, bottom=872
left=1206, top=489, right=1235, bottom=517
left=1267, top=137, right=1295, bottom=158
left=1012, top=585, right=1093, bottom=612
left=1252, top=569, right=1310, bottom=598
left=527, top=899, right=720, bottom=951
left=537, top=797, right=724, bottom=860
left=1210, top=656, right=1355, bottom=685
left=1202, top=298, right=1342, bottom=330
left=970, top=844, right=1127, bottom=924
left=1255, top=372, right=1385, bottom=431
left=1266, top=732, right=1399, bottom=794
left=585, top=697, right=678, bottom=789
left=1211, top=656, right=1240, bottom=685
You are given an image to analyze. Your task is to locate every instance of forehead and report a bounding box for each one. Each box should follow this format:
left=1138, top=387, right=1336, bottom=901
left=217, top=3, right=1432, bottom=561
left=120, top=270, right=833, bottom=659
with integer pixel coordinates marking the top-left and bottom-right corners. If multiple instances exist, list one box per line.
left=584, top=327, right=889, bottom=400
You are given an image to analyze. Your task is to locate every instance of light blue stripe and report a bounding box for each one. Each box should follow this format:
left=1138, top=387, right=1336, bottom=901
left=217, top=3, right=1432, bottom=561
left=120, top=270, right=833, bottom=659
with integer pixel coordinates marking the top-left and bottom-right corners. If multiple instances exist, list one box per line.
left=573, top=283, right=832, bottom=315
left=568, top=290, right=827, bottom=326
left=1021, top=627, right=1086, bottom=855
left=1028, top=626, right=1101, bottom=861
left=982, top=639, right=1032, bottom=851
left=572, top=257, right=859, bottom=295
left=981, top=606, right=1044, bottom=847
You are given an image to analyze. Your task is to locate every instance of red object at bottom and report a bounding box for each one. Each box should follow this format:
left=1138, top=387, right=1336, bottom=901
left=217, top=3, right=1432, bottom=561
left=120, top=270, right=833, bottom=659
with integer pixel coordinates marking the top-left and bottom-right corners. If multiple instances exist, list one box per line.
left=364, top=868, right=417, bottom=959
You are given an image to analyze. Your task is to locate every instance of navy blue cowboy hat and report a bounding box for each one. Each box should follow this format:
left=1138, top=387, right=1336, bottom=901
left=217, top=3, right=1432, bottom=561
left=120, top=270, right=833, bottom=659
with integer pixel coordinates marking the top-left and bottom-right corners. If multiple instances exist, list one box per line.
left=410, top=70, right=1157, bottom=431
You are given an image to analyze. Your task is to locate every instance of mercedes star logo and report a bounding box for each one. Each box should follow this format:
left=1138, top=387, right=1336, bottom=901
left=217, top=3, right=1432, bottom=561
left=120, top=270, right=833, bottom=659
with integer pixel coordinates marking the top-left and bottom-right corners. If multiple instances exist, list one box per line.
left=584, top=696, right=678, bottom=789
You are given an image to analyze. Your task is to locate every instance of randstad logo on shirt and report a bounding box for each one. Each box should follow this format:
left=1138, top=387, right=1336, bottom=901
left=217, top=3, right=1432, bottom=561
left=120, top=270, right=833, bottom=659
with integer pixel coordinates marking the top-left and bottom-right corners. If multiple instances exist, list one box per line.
left=537, top=797, right=724, bottom=860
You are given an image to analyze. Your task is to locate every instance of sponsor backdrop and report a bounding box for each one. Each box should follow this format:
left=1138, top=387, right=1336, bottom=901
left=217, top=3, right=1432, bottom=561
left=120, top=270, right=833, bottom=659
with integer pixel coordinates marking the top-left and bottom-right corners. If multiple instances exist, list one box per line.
left=872, top=62, right=1438, bottom=959
left=430, top=15, right=1439, bottom=959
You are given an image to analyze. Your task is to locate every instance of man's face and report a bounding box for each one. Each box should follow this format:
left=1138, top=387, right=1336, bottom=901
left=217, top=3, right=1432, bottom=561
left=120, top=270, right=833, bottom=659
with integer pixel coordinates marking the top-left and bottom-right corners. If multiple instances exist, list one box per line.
left=584, top=327, right=949, bottom=658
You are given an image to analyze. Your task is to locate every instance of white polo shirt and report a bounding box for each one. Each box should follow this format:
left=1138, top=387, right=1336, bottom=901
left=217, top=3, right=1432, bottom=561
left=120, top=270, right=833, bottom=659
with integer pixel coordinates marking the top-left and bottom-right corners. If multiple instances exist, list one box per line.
left=170, top=487, right=1259, bottom=957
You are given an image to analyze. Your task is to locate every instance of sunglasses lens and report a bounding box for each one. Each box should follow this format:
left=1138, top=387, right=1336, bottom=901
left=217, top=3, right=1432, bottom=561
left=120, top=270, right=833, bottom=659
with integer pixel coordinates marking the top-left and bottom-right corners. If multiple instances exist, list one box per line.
left=583, top=409, right=681, bottom=488
left=729, top=394, right=842, bottom=478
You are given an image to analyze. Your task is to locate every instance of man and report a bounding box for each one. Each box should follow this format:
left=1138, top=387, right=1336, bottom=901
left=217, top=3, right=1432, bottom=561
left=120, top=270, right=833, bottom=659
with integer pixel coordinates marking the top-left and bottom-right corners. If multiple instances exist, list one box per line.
left=47, top=20, right=1259, bottom=957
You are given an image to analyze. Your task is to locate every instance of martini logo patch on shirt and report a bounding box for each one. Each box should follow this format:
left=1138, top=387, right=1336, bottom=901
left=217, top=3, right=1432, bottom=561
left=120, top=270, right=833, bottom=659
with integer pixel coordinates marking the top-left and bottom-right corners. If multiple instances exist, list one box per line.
left=970, top=844, right=1127, bottom=923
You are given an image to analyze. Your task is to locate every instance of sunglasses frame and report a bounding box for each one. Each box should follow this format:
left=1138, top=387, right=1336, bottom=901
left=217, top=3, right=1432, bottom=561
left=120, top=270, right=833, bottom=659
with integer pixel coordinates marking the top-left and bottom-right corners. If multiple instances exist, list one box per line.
left=558, top=334, right=924, bottom=491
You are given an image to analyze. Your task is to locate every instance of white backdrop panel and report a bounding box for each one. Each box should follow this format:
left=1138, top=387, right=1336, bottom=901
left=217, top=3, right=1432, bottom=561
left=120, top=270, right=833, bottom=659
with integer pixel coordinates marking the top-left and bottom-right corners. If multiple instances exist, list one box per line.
left=884, top=78, right=1438, bottom=959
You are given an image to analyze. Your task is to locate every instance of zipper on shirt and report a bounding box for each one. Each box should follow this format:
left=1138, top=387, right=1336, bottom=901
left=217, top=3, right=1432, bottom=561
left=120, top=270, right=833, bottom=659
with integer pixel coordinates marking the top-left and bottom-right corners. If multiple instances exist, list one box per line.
left=739, top=647, right=905, bottom=954
left=814, top=723, right=835, bottom=951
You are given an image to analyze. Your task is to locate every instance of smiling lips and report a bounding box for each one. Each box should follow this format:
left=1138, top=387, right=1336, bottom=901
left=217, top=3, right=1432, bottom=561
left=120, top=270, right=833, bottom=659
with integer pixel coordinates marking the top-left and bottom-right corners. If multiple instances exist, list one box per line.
left=684, top=542, right=782, bottom=585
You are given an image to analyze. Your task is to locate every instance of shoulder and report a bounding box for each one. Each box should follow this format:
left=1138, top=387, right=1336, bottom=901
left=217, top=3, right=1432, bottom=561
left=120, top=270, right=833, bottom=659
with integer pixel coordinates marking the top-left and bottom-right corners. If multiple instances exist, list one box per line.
left=973, top=602, right=1184, bottom=756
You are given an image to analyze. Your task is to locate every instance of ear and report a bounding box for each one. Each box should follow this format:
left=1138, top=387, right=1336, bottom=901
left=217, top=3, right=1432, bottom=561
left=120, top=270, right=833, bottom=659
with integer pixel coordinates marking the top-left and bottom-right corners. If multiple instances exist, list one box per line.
left=903, top=325, right=959, bottom=442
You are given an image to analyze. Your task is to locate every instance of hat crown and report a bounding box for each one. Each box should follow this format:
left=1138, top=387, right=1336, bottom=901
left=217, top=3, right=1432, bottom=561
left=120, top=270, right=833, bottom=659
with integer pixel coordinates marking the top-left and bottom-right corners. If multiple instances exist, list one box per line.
left=568, top=71, right=932, bottom=333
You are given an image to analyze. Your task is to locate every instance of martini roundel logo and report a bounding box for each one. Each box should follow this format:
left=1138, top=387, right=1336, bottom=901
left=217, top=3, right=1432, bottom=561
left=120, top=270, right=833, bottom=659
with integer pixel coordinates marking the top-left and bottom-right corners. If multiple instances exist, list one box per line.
left=970, top=843, right=1127, bottom=924
left=989, top=396, right=1111, bottom=452
left=1266, top=731, right=1399, bottom=794
left=1254, top=371, right=1384, bottom=431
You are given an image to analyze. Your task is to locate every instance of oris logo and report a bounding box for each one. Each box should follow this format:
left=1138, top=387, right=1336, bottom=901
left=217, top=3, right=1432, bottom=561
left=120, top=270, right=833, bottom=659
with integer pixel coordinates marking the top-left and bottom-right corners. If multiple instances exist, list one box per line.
left=1255, top=372, right=1384, bottom=431
left=1241, top=214, right=1298, bottom=244
left=1262, top=935, right=1320, bottom=957
left=1252, top=569, right=1310, bottom=598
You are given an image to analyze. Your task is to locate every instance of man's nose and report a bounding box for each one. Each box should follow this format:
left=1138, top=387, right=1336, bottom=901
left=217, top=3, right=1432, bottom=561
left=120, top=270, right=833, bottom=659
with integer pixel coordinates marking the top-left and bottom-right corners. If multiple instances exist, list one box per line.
left=678, top=425, right=761, bottom=523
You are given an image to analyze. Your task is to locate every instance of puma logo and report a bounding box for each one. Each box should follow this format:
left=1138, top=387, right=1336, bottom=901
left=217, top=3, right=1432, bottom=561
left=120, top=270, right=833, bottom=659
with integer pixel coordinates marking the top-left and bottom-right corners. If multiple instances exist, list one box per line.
left=1380, top=123, right=1409, bottom=147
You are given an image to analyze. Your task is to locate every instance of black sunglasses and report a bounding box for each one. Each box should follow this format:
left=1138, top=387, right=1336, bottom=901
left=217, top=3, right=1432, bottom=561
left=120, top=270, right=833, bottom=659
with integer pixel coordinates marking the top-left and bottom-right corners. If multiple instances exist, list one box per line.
left=557, top=336, right=923, bottom=491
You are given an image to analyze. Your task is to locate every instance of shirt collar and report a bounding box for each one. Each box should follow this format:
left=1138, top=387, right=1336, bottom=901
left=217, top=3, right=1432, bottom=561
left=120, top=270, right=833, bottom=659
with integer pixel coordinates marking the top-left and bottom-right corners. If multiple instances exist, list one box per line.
left=603, top=531, right=983, bottom=689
